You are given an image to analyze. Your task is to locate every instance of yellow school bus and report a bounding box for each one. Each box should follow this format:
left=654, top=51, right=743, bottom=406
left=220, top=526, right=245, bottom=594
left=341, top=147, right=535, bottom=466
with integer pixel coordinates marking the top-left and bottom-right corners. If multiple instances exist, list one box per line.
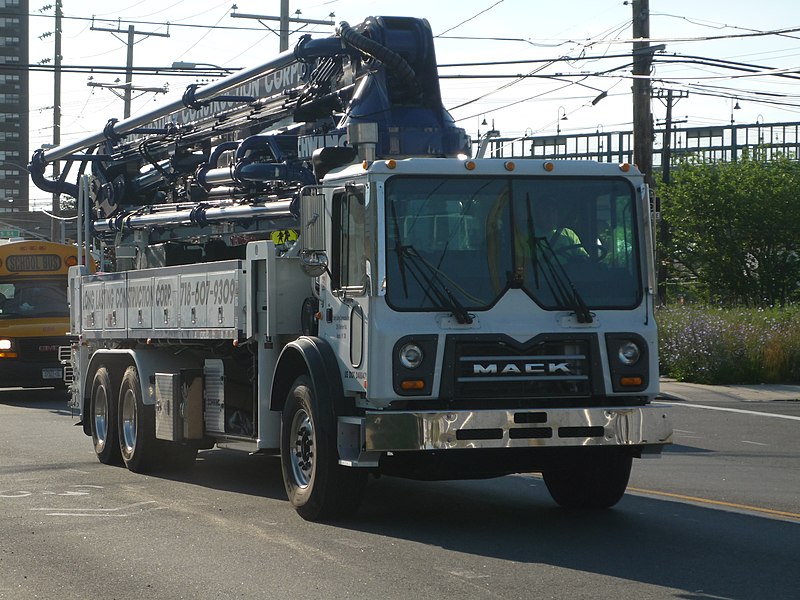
left=0, top=241, right=93, bottom=388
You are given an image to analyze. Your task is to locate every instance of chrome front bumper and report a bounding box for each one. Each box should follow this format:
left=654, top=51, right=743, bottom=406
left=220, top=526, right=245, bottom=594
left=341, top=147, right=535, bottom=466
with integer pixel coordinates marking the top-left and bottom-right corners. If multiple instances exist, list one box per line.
left=337, top=405, right=671, bottom=466
left=363, top=405, right=671, bottom=451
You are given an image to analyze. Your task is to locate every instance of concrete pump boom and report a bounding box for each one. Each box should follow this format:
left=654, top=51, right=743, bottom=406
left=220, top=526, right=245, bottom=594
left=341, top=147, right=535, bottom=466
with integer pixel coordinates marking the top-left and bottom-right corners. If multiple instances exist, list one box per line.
left=29, top=16, right=470, bottom=237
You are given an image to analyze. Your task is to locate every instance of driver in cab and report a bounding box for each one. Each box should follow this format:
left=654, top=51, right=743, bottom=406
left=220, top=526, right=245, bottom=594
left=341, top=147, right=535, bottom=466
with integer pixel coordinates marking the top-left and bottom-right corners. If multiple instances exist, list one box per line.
left=532, top=201, right=589, bottom=262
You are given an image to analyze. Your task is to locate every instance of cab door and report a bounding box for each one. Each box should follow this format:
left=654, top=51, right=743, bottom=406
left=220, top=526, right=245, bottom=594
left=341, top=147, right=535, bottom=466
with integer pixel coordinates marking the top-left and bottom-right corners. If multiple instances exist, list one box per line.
left=325, top=184, right=372, bottom=394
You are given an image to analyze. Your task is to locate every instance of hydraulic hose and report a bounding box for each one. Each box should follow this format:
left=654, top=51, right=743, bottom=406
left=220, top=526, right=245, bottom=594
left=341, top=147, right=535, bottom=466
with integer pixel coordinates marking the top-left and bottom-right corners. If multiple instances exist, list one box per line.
left=336, top=21, right=420, bottom=98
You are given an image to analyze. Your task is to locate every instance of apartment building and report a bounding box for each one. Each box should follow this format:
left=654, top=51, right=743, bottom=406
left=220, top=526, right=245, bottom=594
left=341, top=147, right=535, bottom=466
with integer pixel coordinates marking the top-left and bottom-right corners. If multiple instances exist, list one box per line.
left=0, top=0, right=29, bottom=213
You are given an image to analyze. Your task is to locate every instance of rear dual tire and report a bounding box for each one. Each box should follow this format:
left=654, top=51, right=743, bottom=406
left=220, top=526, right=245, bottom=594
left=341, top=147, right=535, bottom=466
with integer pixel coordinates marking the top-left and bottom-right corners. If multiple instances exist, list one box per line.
left=90, top=366, right=122, bottom=465
left=117, top=365, right=197, bottom=473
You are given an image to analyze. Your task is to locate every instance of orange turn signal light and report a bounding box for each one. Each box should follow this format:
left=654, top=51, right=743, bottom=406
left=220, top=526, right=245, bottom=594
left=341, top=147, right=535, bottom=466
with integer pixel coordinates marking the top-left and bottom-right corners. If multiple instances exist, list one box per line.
left=620, top=376, right=643, bottom=387
left=400, top=379, right=425, bottom=391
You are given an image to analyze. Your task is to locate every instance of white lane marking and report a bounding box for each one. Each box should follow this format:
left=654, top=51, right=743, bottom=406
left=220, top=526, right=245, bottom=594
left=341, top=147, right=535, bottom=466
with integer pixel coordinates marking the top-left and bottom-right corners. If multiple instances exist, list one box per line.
left=30, top=500, right=159, bottom=513
left=44, top=513, right=129, bottom=518
left=38, top=506, right=168, bottom=518
left=741, top=440, right=768, bottom=446
left=0, top=491, right=32, bottom=498
left=655, top=401, right=800, bottom=421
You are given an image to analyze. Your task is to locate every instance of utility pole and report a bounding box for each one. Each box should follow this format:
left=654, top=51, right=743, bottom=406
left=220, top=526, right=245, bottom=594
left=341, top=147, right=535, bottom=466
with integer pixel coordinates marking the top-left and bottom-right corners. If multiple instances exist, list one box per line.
left=653, top=88, right=688, bottom=304
left=51, top=0, right=62, bottom=242
left=631, top=0, right=654, bottom=187
left=87, top=79, right=169, bottom=116
left=90, top=20, right=170, bottom=118
left=231, top=2, right=335, bottom=52
left=124, top=25, right=135, bottom=118
left=655, top=89, right=688, bottom=186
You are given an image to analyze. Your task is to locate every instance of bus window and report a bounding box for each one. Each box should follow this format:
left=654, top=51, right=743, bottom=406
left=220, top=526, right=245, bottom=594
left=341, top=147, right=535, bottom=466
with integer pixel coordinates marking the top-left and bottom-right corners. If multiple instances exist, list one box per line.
left=0, top=281, right=69, bottom=317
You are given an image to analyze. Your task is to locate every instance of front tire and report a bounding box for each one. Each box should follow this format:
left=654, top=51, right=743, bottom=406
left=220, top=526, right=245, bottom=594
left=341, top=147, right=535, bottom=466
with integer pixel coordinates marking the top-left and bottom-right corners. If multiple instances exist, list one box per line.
left=90, top=366, right=122, bottom=465
left=280, top=375, right=366, bottom=521
left=543, top=449, right=633, bottom=509
left=117, top=365, right=158, bottom=473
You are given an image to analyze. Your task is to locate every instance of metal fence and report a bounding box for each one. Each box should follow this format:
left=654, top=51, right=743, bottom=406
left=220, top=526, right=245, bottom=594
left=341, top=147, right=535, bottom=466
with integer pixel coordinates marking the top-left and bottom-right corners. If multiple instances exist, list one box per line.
left=474, top=121, right=800, bottom=167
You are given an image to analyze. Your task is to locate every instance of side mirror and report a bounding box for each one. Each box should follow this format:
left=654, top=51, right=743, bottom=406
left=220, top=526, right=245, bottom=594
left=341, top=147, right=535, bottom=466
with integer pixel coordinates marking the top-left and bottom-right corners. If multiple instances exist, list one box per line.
left=300, top=250, right=328, bottom=278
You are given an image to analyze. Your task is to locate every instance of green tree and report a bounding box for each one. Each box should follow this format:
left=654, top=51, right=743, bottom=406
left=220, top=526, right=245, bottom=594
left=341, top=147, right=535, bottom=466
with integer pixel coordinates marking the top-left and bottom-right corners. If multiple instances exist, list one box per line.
left=659, top=154, right=800, bottom=306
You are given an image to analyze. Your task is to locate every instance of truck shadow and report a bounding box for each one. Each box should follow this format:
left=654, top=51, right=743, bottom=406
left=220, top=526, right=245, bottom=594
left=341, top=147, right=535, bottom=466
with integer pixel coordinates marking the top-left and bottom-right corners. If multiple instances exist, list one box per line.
left=0, top=387, right=71, bottom=413
left=160, top=448, right=798, bottom=599
left=164, top=448, right=288, bottom=501
left=340, top=474, right=798, bottom=600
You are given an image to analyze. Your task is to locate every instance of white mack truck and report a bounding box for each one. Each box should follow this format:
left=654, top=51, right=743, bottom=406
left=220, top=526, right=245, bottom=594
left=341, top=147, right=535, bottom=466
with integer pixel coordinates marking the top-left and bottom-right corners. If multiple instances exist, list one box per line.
left=30, top=16, right=671, bottom=520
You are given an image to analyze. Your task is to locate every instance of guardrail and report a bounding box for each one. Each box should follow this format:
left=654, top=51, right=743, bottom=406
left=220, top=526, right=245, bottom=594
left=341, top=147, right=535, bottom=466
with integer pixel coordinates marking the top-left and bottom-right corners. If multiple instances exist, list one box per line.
left=474, top=121, right=800, bottom=166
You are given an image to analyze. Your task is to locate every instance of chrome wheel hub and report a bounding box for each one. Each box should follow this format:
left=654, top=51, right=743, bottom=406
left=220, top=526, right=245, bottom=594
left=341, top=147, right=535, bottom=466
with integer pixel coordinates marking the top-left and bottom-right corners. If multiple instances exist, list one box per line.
left=120, top=387, right=137, bottom=455
left=289, top=408, right=314, bottom=488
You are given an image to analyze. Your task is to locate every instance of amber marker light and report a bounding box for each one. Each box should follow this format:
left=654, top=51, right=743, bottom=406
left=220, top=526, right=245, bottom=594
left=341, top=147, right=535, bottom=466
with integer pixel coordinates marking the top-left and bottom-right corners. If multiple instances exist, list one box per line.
left=504, top=161, right=516, bottom=171
left=400, top=380, right=425, bottom=391
left=362, top=160, right=370, bottom=169
left=464, top=160, right=476, bottom=170
left=385, top=159, right=397, bottom=169
left=619, top=163, right=631, bottom=172
left=543, top=161, right=554, bottom=172
left=620, top=376, right=643, bottom=387
left=65, top=255, right=78, bottom=267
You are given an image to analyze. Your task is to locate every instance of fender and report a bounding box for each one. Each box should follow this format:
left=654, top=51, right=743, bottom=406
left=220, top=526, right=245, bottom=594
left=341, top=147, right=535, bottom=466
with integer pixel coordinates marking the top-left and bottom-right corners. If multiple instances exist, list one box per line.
left=271, top=336, right=344, bottom=415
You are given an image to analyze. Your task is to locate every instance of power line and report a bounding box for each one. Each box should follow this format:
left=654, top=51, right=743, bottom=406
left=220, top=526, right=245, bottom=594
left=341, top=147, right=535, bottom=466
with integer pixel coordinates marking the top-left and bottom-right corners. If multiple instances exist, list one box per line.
left=584, top=24, right=800, bottom=46
left=7, top=10, right=285, bottom=33
left=1, top=63, right=238, bottom=76
left=436, top=0, right=505, bottom=37
left=650, top=11, right=800, bottom=42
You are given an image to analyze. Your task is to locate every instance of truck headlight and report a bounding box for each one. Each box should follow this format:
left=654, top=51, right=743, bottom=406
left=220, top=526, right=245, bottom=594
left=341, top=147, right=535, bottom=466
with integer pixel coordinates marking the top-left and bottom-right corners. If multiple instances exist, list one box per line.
left=393, top=336, right=438, bottom=396
left=618, top=341, right=641, bottom=365
left=399, top=343, right=423, bottom=369
left=0, top=339, right=12, bottom=351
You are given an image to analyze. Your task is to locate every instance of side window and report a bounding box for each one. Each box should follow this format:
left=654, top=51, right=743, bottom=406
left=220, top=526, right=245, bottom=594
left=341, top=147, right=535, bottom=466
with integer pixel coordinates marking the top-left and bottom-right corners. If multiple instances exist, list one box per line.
left=597, top=195, right=635, bottom=270
left=333, top=186, right=368, bottom=293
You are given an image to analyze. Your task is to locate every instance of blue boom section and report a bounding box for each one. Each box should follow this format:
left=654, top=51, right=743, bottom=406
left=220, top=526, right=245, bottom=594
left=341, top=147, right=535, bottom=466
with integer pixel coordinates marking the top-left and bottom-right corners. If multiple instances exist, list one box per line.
left=28, top=16, right=470, bottom=232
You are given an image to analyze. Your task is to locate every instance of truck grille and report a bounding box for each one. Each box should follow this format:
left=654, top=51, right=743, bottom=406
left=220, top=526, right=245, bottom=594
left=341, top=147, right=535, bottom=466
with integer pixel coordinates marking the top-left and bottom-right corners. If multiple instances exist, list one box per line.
left=17, top=337, right=65, bottom=362
left=443, top=334, right=596, bottom=402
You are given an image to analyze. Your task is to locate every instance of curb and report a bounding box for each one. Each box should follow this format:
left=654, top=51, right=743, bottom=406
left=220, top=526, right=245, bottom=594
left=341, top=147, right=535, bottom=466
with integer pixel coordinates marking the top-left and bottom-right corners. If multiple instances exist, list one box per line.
left=659, top=379, right=800, bottom=403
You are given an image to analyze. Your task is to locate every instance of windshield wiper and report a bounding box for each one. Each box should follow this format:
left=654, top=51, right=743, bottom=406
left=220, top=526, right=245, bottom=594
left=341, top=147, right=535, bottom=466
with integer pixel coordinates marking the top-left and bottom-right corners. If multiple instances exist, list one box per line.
left=521, top=193, right=591, bottom=323
left=535, top=236, right=593, bottom=324
left=398, top=245, right=474, bottom=324
left=389, top=203, right=411, bottom=299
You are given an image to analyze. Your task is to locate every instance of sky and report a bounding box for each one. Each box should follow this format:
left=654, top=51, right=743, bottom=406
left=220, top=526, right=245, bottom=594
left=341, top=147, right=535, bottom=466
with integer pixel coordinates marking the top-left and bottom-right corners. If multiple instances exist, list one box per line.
left=24, top=0, right=800, bottom=208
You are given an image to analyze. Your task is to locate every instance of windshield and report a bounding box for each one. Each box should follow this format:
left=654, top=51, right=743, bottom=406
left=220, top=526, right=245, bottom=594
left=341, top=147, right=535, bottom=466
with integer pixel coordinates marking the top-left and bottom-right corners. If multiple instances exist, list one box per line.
left=385, top=176, right=642, bottom=312
left=0, top=280, right=69, bottom=318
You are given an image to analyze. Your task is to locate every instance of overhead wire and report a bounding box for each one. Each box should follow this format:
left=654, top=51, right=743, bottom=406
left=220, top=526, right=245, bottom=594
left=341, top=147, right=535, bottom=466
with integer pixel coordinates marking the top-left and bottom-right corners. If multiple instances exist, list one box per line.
left=20, top=3, right=800, bottom=138
left=435, top=0, right=505, bottom=37
left=650, top=11, right=800, bottom=42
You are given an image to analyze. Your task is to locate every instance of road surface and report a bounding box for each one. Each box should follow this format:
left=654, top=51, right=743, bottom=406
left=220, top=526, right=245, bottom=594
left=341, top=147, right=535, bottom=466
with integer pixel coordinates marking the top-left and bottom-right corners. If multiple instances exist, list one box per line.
left=1, top=387, right=798, bottom=599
